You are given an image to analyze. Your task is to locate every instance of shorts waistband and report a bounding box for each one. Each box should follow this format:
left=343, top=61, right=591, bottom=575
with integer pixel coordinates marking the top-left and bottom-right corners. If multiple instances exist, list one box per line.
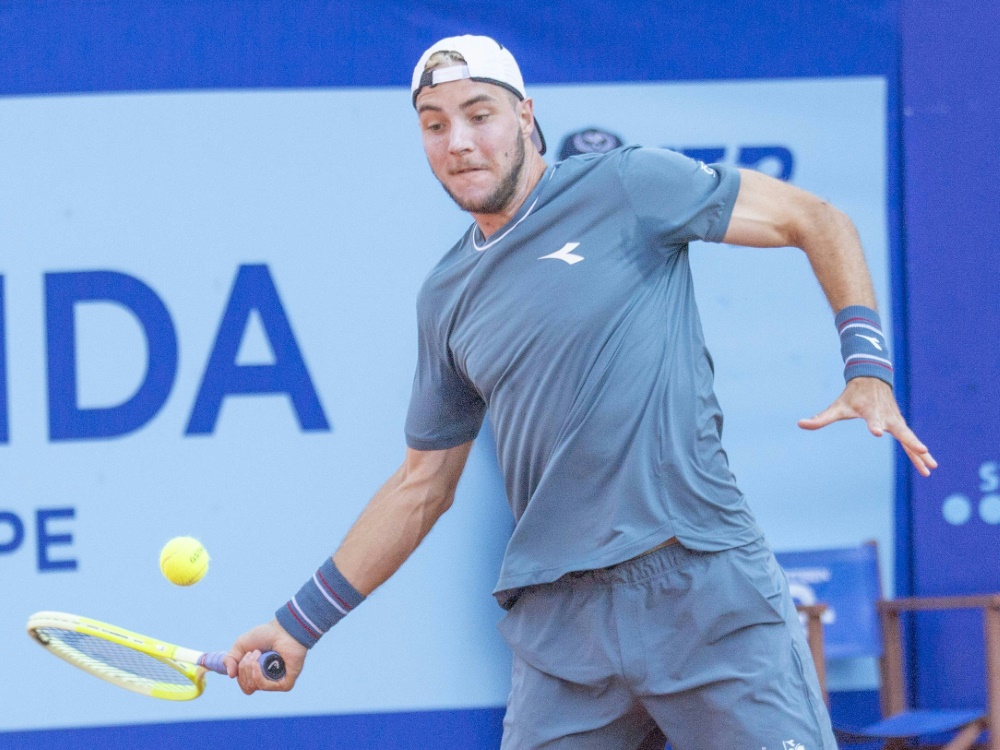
left=558, top=537, right=699, bottom=586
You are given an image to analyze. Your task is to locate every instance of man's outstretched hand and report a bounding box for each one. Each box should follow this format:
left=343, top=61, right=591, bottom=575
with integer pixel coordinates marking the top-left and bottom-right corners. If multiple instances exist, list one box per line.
left=798, top=377, right=938, bottom=477
left=224, top=619, right=308, bottom=695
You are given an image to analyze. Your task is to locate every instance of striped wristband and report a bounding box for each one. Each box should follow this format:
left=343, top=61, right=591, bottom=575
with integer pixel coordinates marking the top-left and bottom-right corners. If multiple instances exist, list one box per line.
left=276, top=557, right=365, bottom=649
left=835, top=305, right=894, bottom=388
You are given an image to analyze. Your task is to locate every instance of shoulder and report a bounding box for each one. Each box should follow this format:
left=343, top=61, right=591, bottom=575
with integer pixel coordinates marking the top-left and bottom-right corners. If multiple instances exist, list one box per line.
left=555, top=146, right=727, bottom=192
left=415, top=230, right=473, bottom=314
left=615, top=146, right=740, bottom=210
left=616, top=145, right=725, bottom=182
left=540, top=147, right=631, bottom=205
left=553, top=146, right=630, bottom=180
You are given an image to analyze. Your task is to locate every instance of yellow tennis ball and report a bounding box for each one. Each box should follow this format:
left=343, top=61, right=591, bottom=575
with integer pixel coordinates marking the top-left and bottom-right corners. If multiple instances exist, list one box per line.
left=159, top=536, right=210, bottom=586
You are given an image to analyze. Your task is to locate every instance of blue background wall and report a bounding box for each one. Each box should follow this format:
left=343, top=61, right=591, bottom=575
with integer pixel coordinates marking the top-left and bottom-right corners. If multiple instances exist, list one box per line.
left=900, top=0, right=1000, bottom=713
left=1, top=2, right=897, bottom=94
left=1, top=0, right=995, bottom=746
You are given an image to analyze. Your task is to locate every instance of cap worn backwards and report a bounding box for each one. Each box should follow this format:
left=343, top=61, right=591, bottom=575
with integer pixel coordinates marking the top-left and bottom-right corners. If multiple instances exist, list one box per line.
left=411, top=35, right=546, bottom=155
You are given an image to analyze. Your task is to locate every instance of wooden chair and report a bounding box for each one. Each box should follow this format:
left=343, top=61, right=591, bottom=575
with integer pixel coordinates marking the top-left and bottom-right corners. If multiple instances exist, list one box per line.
left=777, top=542, right=1000, bottom=750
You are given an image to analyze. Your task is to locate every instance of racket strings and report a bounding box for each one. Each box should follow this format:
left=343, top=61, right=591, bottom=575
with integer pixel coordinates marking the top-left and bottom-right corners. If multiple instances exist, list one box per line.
left=34, top=627, right=193, bottom=689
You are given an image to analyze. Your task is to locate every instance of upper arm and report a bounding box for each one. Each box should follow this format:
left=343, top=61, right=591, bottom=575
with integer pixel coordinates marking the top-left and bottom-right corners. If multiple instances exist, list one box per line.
left=405, top=288, right=486, bottom=451
left=722, top=168, right=835, bottom=248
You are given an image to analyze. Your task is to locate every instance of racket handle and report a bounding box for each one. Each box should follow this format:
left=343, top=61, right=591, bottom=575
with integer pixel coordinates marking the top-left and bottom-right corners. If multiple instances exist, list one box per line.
left=199, top=650, right=286, bottom=681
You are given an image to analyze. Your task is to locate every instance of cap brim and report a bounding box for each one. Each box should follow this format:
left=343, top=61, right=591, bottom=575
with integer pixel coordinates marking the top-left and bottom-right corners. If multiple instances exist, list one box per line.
left=531, top=118, right=546, bottom=155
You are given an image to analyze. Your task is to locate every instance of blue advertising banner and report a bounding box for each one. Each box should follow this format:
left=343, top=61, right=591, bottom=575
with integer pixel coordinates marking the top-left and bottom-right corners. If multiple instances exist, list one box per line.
left=1, top=1, right=897, bottom=95
left=902, top=0, right=1000, bottom=712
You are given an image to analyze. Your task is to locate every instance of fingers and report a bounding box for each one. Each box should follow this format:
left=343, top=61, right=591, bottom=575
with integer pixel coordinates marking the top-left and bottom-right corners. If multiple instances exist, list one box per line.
left=236, top=650, right=258, bottom=695
left=800, top=379, right=938, bottom=477
left=223, top=650, right=243, bottom=679
left=901, top=442, right=935, bottom=478
left=886, top=420, right=928, bottom=456
left=860, top=402, right=938, bottom=476
left=226, top=620, right=306, bottom=695
left=236, top=649, right=290, bottom=694
left=797, top=400, right=854, bottom=431
left=225, top=628, right=264, bottom=680
left=888, top=422, right=938, bottom=477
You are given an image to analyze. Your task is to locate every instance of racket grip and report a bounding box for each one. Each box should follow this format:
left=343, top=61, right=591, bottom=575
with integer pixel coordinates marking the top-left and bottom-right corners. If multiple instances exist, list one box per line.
left=199, top=651, right=286, bottom=681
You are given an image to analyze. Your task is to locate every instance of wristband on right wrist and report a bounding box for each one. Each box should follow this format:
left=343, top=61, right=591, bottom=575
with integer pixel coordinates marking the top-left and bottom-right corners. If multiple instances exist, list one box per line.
left=275, top=557, right=365, bottom=649
left=835, top=305, right=894, bottom=388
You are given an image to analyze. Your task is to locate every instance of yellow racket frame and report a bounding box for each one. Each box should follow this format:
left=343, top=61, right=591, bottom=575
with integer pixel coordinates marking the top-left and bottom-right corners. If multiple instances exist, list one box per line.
left=27, top=611, right=209, bottom=701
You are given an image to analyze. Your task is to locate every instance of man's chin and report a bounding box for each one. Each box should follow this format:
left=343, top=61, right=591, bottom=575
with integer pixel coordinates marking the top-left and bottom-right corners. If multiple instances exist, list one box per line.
left=447, top=174, right=491, bottom=198
left=446, top=186, right=498, bottom=214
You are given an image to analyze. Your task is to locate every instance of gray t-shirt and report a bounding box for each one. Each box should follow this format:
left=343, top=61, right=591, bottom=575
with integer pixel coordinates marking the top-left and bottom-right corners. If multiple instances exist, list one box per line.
left=405, top=146, right=762, bottom=596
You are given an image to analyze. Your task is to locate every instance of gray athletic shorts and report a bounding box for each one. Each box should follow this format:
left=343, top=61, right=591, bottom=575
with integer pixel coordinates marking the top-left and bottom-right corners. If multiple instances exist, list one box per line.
left=497, top=537, right=837, bottom=750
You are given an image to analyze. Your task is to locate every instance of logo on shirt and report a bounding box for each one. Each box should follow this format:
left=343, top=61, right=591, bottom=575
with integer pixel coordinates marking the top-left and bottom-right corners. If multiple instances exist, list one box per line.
left=782, top=740, right=806, bottom=750
left=538, top=242, right=585, bottom=265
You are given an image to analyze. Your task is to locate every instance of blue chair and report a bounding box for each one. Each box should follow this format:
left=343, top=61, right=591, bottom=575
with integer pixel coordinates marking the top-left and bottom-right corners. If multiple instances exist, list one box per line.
left=775, top=542, right=1000, bottom=750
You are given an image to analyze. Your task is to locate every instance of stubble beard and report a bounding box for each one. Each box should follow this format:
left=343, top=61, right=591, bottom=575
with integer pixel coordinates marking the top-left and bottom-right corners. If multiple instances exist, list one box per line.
left=440, top=131, right=526, bottom=215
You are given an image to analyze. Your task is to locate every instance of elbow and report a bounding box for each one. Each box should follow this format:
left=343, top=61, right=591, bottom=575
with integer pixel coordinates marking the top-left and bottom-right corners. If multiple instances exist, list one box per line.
left=826, top=203, right=857, bottom=237
left=410, top=487, right=456, bottom=532
left=391, top=443, right=471, bottom=528
left=421, top=486, right=457, bottom=517
left=395, top=471, right=456, bottom=524
left=789, top=197, right=857, bottom=250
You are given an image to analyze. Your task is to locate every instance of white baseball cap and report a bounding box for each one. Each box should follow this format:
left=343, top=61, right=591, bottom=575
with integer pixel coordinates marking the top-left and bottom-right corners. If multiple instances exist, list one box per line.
left=411, top=35, right=546, bottom=155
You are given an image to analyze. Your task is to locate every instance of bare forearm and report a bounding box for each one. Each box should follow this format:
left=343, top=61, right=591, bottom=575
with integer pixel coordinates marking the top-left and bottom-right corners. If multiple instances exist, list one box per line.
left=726, top=169, right=878, bottom=312
left=793, top=202, right=877, bottom=312
left=724, top=170, right=935, bottom=476
left=332, top=472, right=444, bottom=594
left=332, top=443, right=472, bottom=595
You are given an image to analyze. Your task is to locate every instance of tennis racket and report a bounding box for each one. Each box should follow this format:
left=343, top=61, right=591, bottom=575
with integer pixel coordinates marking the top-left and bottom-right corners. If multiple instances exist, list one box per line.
left=27, top=610, right=285, bottom=701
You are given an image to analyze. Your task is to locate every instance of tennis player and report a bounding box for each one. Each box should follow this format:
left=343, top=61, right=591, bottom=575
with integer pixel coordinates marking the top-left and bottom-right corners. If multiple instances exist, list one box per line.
left=227, top=35, right=936, bottom=749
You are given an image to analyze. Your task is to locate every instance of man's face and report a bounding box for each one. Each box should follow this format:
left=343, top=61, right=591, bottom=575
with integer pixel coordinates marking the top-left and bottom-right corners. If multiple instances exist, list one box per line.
left=416, top=77, right=530, bottom=215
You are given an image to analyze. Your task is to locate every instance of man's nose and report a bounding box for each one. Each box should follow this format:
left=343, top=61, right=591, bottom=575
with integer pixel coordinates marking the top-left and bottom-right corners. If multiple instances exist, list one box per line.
left=448, top=121, right=475, bottom=154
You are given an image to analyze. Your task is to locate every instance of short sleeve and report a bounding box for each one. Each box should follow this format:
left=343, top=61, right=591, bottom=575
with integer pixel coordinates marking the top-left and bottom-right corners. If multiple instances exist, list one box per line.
left=404, top=292, right=486, bottom=451
left=617, top=146, right=741, bottom=250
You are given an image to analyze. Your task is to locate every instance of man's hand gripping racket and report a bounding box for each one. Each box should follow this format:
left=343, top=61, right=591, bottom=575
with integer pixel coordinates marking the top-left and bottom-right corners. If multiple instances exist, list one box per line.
left=27, top=611, right=288, bottom=701
left=224, top=618, right=308, bottom=694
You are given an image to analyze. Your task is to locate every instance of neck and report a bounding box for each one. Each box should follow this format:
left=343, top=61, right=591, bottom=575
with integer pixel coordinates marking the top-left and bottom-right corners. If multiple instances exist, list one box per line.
left=471, top=153, right=548, bottom=238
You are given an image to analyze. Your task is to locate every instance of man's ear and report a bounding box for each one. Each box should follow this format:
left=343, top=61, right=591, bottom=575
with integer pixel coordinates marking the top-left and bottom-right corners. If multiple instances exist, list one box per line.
left=519, top=97, right=535, bottom=140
